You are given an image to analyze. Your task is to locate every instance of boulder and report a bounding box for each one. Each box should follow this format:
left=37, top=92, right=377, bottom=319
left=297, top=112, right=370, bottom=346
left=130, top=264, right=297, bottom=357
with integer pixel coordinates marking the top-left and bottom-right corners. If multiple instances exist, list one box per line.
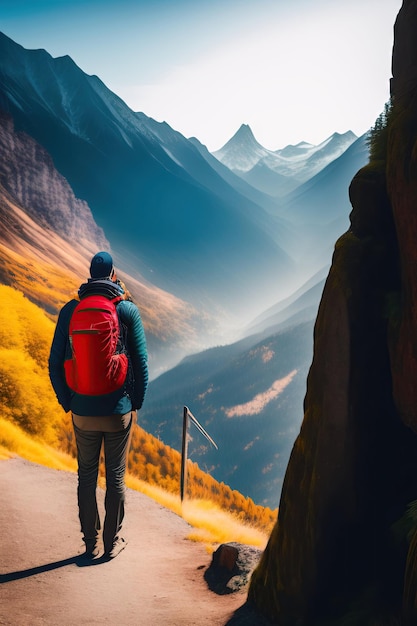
left=205, top=542, right=262, bottom=595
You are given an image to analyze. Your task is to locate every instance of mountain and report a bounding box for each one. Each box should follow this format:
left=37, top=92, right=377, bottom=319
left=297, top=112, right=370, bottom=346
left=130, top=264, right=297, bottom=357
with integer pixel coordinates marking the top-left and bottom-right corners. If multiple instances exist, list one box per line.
left=209, top=125, right=369, bottom=287
left=212, top=124, right=272, bottom=172
left=188, top=135, right=281, bottom=215
left=0, top=111, right=107, bottom=257
left=282, top=133, right=369, bottom=223
left=0, top=109, right=215, bottom=375
left=0, top=32, right=295, bottom=322
left=277, top=134, right=369, bottom=277
left=244, top=266, right=328, bottom=336
left=213, top=124, right=358, bottom=196
left=273, top=130, right=358, bottom=181
left=240, top=160, right=298, bottom=197
left=139, top=267, right=327, bottom=507
left=215, top=133, right=370, bottom=290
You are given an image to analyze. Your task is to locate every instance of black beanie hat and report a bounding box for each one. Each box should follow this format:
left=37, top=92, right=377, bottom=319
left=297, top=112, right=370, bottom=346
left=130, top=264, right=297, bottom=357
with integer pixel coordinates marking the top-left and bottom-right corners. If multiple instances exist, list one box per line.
left=90, top=251, right=114, bottom=279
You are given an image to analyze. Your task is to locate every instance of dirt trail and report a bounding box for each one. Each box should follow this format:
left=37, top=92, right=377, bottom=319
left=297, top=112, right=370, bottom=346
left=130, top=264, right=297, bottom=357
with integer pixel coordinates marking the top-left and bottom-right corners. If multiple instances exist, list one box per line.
left=0, top=457, right=249, bottom=626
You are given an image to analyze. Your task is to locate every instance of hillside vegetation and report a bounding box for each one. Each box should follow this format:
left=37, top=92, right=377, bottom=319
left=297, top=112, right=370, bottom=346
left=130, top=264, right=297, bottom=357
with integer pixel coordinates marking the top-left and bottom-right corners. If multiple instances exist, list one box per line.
left=0, top=284, right=276, bottom=544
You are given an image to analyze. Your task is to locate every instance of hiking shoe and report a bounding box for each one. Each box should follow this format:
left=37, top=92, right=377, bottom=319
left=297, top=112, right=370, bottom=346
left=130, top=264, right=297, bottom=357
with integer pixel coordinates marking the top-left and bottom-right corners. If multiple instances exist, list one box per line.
left=104, top=537, right=127, bottom=559
left=81, top=540, right=100, bottom=559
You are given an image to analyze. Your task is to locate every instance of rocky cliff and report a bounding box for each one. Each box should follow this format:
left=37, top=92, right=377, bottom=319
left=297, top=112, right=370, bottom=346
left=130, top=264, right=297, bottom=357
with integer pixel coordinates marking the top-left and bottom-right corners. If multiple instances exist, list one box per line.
left=0, top=109, right=110, bottom=311
left=247, top=1, right=417, bottom=624
left=0, top=110, right=108, bottom=251
left=0, top=109, right=110, bottom=277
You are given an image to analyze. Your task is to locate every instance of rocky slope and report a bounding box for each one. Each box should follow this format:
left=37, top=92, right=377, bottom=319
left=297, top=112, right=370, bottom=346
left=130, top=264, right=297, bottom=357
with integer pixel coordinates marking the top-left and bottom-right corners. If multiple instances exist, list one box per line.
left=0, top=110, right=107, bottom=252
left=247, top=1, right=417, bottom=624
left=0, top=110, right=108, bottom=309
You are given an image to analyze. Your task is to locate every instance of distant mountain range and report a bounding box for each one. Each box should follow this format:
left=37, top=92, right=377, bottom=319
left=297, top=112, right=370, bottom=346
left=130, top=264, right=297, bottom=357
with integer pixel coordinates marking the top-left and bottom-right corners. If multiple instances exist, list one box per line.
left=0, top=30, right=371, bottom=503
left=213, top=124, right=358, bottom=195
left=277, top=133, right=370, bottom=276
left=212, top=122, right=369, bottom=282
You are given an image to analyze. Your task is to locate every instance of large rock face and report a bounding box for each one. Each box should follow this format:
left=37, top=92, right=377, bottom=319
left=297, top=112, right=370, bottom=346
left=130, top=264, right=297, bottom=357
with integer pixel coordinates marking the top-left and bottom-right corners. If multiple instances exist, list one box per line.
left=0, top=110, right=107, bottom=251
left=388, top=0, right=417, bottom=434
left=248, top=1, right=417, bottom=623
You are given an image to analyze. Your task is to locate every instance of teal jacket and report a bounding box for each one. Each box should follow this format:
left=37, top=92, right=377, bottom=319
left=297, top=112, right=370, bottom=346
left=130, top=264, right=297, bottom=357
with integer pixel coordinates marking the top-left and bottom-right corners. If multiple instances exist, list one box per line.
left=48, top=279, right=148, bottom=416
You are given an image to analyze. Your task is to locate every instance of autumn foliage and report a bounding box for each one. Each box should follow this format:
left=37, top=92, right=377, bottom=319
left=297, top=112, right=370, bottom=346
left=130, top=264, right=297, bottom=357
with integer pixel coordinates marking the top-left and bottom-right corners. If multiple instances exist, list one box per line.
left=127, top=426, right=276, bottom=532
left=0, top=285, right=69, bottom=443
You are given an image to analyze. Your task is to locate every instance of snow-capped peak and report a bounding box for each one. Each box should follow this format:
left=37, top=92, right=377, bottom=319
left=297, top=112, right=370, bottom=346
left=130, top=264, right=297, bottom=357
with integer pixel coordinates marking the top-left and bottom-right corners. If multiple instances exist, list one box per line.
left=212, top=128, right=358, bottom=183
left=212, top=124, right=272, bottom=172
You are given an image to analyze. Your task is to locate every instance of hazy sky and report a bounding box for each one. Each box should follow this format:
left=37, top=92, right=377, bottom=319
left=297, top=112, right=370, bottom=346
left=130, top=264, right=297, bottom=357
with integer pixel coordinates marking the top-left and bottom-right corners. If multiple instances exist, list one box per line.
left=1, top=0, right=402, bottom=151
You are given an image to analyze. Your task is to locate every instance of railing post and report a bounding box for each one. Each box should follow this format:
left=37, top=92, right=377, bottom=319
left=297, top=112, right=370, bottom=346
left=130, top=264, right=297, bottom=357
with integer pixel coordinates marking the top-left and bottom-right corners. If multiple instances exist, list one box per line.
left=180, top=405, right=218, bottom=503
left=180, top=406, right=189, bottom=502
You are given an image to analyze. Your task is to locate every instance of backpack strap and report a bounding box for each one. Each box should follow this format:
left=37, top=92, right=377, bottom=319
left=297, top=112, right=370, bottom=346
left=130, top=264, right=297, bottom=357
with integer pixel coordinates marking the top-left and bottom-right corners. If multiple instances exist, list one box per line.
left=78, top=279, right=124, bottom=301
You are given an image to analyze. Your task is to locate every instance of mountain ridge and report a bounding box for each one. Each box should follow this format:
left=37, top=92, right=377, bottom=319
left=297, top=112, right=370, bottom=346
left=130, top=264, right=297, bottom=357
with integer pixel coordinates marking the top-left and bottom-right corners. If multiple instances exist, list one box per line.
left=213, top=123, right=358, bottom=195
left=0, top=31, right=298, bottom=321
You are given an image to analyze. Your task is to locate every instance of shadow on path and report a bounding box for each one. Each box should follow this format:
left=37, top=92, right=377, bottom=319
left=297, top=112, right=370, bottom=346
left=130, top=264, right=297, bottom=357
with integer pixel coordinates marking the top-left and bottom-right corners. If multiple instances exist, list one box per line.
left=0, top=553, right=110, bottom=582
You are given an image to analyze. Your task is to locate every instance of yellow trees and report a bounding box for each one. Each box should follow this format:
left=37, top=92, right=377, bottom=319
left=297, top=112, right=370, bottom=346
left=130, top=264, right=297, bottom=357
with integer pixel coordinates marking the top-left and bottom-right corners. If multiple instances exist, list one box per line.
left=0, top=286, right=52, bottom=363
left=0, top=285, right=66, bottom=443
left=0, top=348, right=54, bottom=437
left=128, top=423, right=277, bottom=534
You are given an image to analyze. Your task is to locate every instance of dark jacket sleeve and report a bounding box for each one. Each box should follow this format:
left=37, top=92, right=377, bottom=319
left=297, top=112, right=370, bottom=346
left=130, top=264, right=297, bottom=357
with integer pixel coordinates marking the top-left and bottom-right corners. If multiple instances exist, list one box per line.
left=48, top=300, right=77, bottom=412
left=118, top=300, right=149, bottom=410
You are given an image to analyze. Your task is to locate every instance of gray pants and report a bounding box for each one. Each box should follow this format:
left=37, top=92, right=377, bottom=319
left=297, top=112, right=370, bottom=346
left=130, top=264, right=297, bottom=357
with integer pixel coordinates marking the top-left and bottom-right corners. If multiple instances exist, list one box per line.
left=72, top=415, right=133, bottom=552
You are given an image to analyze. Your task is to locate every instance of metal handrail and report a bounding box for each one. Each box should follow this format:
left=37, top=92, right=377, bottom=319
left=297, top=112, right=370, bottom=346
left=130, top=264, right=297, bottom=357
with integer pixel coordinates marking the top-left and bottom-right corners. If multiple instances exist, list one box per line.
left=180, top=405, right=218, bottom=502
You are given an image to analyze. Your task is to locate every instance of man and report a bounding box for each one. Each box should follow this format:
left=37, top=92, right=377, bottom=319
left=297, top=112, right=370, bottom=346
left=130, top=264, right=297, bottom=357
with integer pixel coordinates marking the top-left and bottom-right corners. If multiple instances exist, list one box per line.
left=49, top=251, right=148, bottom=559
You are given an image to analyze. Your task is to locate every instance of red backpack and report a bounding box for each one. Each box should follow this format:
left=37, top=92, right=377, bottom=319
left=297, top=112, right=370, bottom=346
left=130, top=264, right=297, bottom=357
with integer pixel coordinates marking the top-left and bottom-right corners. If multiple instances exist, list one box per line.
left=64, top=294, right=128, bottom=396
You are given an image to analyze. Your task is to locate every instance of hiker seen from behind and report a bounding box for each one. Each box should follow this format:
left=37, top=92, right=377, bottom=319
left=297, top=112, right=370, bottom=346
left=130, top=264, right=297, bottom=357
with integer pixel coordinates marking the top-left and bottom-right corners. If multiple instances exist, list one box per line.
left=49, top=251, right=148, bottom=560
